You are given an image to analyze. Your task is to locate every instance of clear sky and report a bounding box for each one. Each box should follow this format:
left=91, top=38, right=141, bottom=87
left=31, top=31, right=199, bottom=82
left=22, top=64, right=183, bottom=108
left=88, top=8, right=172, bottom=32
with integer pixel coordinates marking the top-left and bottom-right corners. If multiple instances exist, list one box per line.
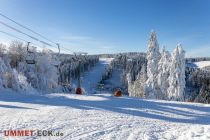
left=0, top=0, right=210, bottom=57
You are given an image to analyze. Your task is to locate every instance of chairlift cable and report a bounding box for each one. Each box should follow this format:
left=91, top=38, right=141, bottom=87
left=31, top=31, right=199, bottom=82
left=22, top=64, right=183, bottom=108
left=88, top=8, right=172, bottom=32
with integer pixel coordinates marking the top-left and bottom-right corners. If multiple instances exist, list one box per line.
left=0, top=13, right=73, bottom=54
left=0, top=28, right=72, bottom=55
left=0, top=30, right=28, bottom=43
left=0, top=20, right=72, bottom=54
left=0, top=20, right=56, bottom=48
left=0, top=12, right=57, bottom=45
left=0, top=30, right=44, bottom=49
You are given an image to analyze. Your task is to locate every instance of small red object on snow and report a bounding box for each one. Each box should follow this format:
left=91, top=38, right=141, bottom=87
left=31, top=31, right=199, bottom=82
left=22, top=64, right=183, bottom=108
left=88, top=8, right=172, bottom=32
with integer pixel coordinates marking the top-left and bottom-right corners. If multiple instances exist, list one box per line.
left=114, top=89, right=122, bottom=97
left=76, top=87, right=82, bottom=94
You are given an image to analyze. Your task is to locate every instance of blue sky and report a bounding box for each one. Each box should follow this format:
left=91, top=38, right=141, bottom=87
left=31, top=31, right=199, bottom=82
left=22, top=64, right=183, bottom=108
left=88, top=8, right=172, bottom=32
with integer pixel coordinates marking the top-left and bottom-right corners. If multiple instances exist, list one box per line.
left=0, top=0, right=210, bottom=57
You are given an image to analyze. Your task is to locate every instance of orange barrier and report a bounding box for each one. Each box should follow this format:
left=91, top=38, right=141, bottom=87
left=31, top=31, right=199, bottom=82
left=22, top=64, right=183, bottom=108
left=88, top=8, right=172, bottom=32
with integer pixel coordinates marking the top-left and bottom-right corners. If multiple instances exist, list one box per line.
left=114, top=90, right=122, bottom=97
left=76, top=87, right=82, bottom=94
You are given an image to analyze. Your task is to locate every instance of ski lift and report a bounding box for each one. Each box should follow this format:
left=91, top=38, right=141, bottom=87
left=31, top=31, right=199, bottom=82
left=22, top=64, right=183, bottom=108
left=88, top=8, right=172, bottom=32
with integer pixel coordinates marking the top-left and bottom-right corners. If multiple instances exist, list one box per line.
left=26, top=42, right=36, bottom=64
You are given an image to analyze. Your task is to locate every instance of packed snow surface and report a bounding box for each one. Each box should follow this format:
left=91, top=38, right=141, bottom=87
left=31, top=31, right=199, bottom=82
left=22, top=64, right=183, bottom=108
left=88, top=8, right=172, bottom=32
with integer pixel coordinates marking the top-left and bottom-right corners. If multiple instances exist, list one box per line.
left=0, top=91, right=210, bottom=140
left=189, top=61, right=210, bottom=69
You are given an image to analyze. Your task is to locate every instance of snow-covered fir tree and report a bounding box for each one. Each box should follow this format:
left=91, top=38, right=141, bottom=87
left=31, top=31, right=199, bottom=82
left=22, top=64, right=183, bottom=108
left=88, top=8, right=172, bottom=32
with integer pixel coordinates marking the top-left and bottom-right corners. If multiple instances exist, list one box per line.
left=36, top=48, right=59, bottom=92
left=0, top=57, right=8, bottom=88
left=167, top=44, right=185, bottom=101
left=133, top=65, right=147, bottom=97
left=157, top=47, right=171, bottom=99
left=145, top=31, right=160, bottom=98
left=127, top=72, right=134, bottom=96
left=0, top=55, right=33, bottom=92
left=127, top=65, right=147, bottom=98
left=8, top=41, right=27, bottom=68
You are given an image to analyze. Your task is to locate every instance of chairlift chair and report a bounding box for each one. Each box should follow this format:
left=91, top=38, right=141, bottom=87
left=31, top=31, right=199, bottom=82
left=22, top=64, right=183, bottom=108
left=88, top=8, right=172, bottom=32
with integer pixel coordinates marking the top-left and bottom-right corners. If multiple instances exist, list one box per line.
left=26, top=42, right=36, bottom=64
left=26, top=53, right=36, bottom=64
left=52, top=60, right=61, bottom=67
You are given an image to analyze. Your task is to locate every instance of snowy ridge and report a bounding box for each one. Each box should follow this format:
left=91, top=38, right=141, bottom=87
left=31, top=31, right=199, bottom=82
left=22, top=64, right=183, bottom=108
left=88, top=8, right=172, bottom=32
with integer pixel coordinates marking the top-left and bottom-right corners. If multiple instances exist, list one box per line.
left=0, top=91, right=210, bottom=140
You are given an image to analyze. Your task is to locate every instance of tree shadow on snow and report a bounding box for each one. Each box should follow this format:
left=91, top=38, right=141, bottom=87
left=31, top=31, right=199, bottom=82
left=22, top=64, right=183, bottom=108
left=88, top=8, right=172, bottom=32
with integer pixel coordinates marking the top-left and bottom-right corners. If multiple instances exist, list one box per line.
left=0, top=93, right=210, bottom=125
left=0, top=104, right=37, bottom=110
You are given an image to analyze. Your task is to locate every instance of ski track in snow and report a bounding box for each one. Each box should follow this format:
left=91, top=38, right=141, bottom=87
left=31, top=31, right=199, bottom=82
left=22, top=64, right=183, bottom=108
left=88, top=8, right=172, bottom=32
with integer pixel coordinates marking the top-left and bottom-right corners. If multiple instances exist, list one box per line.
left=0, top=58, right=210, bottom=140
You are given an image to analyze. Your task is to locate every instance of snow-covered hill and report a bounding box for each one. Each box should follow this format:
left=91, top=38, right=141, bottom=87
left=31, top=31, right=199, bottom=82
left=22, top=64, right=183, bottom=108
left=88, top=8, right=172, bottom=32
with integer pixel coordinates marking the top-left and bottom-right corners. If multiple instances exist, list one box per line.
left=0, top=91, right=210, bottom=140
left=187, top=61, right=210, bottom=69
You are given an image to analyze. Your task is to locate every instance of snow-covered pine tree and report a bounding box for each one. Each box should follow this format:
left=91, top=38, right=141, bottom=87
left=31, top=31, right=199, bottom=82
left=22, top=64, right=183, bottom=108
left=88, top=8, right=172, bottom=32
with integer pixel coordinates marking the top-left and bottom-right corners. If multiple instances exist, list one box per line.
left=9, top=69, right=32, bottom=92
left=0, top=57, right=31, bottom=92
left=178, top=45, right=186, bottom=100
left=0, top=57, right=8, bottom=88
left=133, top=64, right=147, bottom=97
left=157, top=47, right=171, bottom=99
left=127, top=64, right=147, bottom=98
left=8, top=41, right=27, bottom=68
left=167, top=44, right=185, bottom=101
left=127, top=72, right=134, bottom=96
left=36, top=48, right=59, bottom=92
left=0, top=43, right=6, bottom=58
left=145, top=31, right=160, bottom=99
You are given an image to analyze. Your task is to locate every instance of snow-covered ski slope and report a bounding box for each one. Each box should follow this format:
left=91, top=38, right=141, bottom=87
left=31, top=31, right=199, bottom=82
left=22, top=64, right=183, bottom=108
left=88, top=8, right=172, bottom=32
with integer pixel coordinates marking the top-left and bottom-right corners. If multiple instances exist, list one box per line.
left=72, top=58, right=114, bottom=93
left=187, top=61, right=210, bottom=69
left=193, top=61, right=210, bottom=68
left=0, top=58, right=210, bottom=140
left=0, top=91, right=210, bottom=140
